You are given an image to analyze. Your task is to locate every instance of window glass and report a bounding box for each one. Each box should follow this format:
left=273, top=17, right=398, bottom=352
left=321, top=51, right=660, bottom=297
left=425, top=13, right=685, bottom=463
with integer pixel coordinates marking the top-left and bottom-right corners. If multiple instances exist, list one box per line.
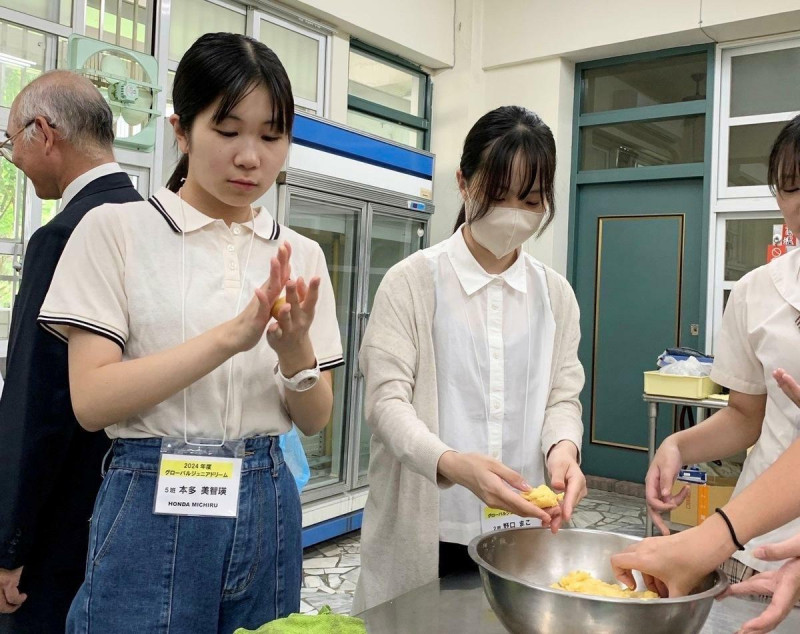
left=727, top=122, right=787, bottom=187
left=347, top=109, right=422, bottom=149
left=580, top=116, right=705, bottom=170
left=349, top=49, right=423, bottom=116
left=0, top=19, right=47, bottom=109
left=724, top=218, right=782, bottom=282
left=86, top=0, right=149, bottom=52
left=582, top=54, right=707, bottom=113
left=0, top=0, right=71, bottom=27
left=730, top=47, right=800, bottom=117
left=169, top=0, right=245, bottom=62
left=259, top=19, right=319, bottom=103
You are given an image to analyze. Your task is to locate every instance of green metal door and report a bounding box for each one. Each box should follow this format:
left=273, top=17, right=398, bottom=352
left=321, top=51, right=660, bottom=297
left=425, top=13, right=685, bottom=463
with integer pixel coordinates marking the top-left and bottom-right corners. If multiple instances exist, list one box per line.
left=573, top=178, right=703, bottom=482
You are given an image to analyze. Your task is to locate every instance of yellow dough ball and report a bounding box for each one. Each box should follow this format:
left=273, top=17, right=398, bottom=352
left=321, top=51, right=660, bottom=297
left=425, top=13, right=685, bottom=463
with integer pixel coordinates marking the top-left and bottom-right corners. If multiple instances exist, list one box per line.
left=271, top=296, right=287, bottom=320
left=521, top=484, right=565, bottom=508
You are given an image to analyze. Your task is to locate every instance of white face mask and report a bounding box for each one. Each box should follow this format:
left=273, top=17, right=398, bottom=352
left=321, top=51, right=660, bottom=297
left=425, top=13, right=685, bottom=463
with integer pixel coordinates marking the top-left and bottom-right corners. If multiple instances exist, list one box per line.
left=467, top=202, right=546, bottom=259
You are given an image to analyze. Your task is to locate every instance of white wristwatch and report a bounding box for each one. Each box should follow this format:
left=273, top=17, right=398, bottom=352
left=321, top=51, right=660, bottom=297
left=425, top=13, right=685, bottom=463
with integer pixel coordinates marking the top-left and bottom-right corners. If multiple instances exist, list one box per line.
left=274, top=359, right=320, bottom=393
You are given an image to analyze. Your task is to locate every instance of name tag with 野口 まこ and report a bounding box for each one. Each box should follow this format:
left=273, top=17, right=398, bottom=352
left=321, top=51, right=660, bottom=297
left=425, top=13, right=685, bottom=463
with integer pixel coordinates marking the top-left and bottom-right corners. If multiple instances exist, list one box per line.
left=480, top=506, right=541, bottom=533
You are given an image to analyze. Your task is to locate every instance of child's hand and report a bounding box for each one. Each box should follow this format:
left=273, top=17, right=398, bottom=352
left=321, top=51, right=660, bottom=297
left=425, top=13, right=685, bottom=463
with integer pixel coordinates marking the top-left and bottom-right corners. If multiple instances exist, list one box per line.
left=546, top=440, right=586, bottom=532
left=228, top=242, right=291, bottom=353
left=437, top=451, right=559, bottom=527
left=774, top=368, right=800, bottom=408
left=720, top=534, right=800, bottom=634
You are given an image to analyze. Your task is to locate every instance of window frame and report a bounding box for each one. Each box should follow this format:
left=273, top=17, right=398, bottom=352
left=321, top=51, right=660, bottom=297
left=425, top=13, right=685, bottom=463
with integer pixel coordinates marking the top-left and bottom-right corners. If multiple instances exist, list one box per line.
left=716, top=36, right=800, bottom=200
left=0, top=6, right=73, bottom=38
left=707, top=34, right=800, bottom=349
left=0, top=0, right=334, bottom=348
left=0, top=23, right=55, bottom=349
left=252, top=9, right=327, bottom=116
left=347, top=39, right=432, bottom=151
left=156, top=0, right=332, bottom=189
left=0, top=2, right=154, bottom=350
left=572, top=46, right=713, bottom=182
left=82, top=0, right=155, bottom=53
left=711, top=210, right=783, bottom=337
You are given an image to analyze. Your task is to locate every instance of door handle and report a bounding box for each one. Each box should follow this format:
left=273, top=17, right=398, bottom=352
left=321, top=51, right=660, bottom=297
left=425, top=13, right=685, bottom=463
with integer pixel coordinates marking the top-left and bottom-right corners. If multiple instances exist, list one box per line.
left=12, top=242, right=23, bottom=273
left=353, top=311, right=370, bottom=379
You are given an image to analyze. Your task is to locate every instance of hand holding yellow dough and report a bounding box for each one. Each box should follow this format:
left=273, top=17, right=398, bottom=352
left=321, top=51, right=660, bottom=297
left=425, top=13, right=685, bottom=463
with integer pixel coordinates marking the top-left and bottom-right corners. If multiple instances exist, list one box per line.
left=521, top=484, right=565, bottom=508
left=552, top=570, right=658, bottom=600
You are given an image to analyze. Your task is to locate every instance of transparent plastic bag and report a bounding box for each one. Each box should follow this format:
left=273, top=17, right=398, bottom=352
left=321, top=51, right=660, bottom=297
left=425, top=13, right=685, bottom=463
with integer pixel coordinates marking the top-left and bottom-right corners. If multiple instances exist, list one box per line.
left=658, top=356, right=712, bottom=377
left=279, top=425, right=311, bottom=492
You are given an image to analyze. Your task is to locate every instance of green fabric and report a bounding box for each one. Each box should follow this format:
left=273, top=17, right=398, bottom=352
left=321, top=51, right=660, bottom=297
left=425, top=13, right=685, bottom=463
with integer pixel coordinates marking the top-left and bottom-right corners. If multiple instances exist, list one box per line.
left=234, top=606, right=367, bottom=634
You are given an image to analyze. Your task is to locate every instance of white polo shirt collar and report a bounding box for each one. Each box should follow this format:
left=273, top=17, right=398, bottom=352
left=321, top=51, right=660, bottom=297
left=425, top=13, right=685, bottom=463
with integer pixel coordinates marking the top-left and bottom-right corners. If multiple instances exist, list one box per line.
left=769, top=247, right=800, bottom=313
left=147, top=187, right=281, bottom=240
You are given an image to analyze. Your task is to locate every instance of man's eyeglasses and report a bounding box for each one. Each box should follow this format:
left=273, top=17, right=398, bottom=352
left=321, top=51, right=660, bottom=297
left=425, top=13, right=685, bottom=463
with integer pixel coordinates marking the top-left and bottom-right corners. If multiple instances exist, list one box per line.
left=0, top=118, right=56, bottom=162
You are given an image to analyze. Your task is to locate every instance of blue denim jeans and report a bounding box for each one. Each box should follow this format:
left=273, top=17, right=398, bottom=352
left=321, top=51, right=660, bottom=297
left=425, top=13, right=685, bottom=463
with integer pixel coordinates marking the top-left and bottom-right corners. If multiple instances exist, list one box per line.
left=66, top=436, right=302, bottom=634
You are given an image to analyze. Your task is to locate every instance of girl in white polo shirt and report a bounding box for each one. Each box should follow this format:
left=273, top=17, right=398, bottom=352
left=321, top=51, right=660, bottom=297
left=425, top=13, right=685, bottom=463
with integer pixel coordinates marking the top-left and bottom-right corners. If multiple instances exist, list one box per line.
left=646, top=114, right=800, bottom=589
left=39, top=33, right=342, bottom=633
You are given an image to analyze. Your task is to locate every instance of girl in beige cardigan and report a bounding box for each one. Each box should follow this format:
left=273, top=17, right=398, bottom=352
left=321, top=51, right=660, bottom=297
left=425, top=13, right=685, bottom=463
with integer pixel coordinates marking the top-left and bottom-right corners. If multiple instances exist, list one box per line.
left=353, top=107, right=586, bottom=613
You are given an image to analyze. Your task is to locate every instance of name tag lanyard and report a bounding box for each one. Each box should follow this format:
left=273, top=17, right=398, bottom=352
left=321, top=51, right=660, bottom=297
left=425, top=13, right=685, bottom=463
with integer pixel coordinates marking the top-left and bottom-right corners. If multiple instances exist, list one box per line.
left=154, top=190, right=256, bottom=517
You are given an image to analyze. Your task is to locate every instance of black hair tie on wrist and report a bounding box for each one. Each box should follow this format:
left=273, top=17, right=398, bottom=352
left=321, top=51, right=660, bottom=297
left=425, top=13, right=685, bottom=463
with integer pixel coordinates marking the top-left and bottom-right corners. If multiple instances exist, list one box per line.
left=715, top=508, right=746, bottom=551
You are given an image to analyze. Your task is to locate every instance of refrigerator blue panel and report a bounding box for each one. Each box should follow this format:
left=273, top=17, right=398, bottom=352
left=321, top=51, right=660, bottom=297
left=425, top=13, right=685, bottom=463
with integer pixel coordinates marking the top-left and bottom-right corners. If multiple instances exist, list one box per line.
left=293, top=114, right=434, bottom=180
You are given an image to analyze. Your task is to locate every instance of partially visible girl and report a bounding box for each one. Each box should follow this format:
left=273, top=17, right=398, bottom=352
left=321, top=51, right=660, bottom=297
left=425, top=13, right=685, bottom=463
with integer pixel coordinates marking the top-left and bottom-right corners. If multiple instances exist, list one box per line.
left=645, top=114, right=800, bottom=590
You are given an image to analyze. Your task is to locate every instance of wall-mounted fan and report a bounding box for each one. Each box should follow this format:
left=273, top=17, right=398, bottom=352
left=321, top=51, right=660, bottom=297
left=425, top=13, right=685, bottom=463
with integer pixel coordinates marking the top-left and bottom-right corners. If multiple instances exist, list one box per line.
left=67, top=35, right=161, bottom=151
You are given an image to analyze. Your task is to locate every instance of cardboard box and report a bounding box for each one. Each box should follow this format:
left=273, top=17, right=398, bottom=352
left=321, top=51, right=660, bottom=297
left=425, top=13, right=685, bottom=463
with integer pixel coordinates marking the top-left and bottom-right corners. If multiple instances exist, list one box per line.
left=670, top=476, right=737, bottom=527
left=669, top=480, right=699, bottom=526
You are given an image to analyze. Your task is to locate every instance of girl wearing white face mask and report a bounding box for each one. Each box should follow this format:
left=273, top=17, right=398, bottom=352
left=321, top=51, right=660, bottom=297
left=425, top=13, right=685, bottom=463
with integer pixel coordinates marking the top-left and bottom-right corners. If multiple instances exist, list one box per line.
left=353, top=106, right=587, bottom=612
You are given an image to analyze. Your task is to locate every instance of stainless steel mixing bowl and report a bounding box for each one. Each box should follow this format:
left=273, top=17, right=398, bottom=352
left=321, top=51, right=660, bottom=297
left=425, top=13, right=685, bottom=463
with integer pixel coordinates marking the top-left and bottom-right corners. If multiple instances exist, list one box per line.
left=468, top=527, right=728, bottom=634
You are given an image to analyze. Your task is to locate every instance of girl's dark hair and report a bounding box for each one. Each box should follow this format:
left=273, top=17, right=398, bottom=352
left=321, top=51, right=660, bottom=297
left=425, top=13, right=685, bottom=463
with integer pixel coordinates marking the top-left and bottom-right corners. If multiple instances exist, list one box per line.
left=768, top=114, right=800, bottom=195
left=166, top=32, right=294, bottom=192
left=453, top=106, right=556, bottom=234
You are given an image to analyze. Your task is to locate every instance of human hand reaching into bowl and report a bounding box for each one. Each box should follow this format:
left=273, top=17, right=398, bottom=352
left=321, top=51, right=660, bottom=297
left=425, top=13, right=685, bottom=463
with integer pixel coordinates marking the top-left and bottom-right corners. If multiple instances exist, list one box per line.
left=610, top=513, right=736, bottom=597
left=470, top=528, right=728, bottom=634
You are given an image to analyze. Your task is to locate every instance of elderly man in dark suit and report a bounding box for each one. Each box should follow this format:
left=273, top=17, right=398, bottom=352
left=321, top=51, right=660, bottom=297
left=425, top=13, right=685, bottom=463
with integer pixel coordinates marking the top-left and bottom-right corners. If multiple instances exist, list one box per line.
left=0, top=70, right=142, bottom=633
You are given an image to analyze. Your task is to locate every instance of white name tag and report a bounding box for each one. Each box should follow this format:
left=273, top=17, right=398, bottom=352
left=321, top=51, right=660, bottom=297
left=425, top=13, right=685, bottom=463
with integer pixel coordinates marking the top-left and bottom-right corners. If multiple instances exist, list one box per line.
left=154, top=454, right=242, bottom=518
left=480, top=506, right=541, bottom=533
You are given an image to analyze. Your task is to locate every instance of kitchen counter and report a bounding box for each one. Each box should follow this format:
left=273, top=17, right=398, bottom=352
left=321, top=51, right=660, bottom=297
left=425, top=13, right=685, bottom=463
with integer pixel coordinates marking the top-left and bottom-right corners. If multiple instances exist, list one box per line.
left=357, top=571, right=800, bottom=633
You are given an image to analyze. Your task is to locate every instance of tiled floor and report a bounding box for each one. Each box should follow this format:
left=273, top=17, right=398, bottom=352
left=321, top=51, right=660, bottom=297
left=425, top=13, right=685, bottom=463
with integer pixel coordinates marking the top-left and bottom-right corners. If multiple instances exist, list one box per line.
left=300, top=487, right=647, bottom=615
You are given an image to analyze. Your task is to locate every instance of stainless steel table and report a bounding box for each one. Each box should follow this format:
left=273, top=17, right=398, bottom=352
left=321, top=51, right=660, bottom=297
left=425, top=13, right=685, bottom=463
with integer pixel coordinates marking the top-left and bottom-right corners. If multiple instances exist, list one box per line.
left=643, top=393, right=728, bottom=536
left=358, top=571, right=800, bottom=633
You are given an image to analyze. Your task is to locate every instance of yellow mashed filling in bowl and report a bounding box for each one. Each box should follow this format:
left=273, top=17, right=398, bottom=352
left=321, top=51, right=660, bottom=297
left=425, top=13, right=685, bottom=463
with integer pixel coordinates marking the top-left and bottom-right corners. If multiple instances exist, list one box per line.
left=551, top=570, right=659, bottom=600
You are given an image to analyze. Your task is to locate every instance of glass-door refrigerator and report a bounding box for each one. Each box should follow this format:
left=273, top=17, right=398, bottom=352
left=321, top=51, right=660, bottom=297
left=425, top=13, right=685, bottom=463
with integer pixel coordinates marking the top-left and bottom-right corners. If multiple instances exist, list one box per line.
left=277, top=114, right=434, bottom=545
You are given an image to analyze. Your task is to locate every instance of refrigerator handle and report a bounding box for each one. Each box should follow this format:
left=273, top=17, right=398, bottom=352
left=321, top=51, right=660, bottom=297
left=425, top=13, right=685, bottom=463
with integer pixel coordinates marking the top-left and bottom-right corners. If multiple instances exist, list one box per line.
left=353, top=311, right=370, bottom=378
